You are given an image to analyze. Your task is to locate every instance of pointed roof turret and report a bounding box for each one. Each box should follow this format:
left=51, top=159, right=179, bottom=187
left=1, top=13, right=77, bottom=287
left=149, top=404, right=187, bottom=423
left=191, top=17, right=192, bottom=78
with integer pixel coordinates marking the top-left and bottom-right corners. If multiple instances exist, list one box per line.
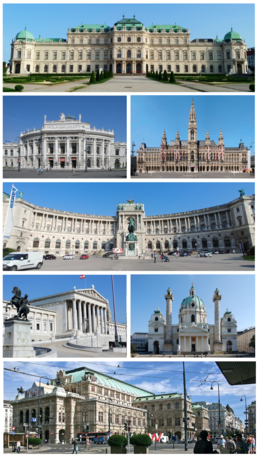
left=218, top=129, right=224, bottom=146
left=161, top=129, right=167, bottom=146
left=189, top=99, right=197, bottom=122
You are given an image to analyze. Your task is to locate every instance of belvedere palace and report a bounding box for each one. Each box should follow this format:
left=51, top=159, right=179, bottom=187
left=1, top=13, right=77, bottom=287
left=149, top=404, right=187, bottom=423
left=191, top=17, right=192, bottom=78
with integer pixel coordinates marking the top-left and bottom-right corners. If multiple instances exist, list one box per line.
left=3, top=113, right=126, bottom=170
left=3, top=191, right=255, bottom=255
left=148, top=286, right=237, bottom=355
left=11, top=366, right=199, bottom=443
left=10, top=18, right=248, bottom=75
left=136, top=101, right=251, bottom=174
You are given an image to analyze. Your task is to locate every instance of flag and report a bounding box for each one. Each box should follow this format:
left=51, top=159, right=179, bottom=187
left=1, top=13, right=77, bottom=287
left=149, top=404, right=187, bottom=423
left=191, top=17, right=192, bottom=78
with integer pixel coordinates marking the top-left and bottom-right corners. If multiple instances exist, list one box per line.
left=3, top=184, right=18, bottom=239
left=80, top=275, right=85, bottom=279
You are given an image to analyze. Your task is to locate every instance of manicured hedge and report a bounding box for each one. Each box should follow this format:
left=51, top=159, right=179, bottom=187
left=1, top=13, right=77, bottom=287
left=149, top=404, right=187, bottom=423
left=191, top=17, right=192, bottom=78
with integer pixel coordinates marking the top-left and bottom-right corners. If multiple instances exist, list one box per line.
left=3, top=248, right=16, bottom=258
left=107, top=435, right=127, bottom=447
left=249, top=84, right=255, bottom=92
left=28, top=437, right=42, bottom=446
left=130, top=435, right=152, bottom=447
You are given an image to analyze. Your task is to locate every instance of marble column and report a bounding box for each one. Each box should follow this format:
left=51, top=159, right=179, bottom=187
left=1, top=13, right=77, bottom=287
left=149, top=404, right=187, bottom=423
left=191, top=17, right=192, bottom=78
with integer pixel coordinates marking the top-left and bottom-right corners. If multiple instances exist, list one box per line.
left=103, top=307, right=107, bottom=334
left=82, top=301, right=86, bottom=333
left=88, top=303, right=92, bottom=333
left=102, top=140, right=105, bottom=167
left=66, top=137, right=70, bottom=163
left=33, top=140, right=36, bottom=167
left=93, top=138, right=97, bottom=168
left=189, top=336, right=191, bottom=352
left=43, top=137, right=47, bottom=166
left=93, top=304, right=97, bottom=333
left=226, top=211, right=230, bottom=227
left=101, top=308, right=104, bottom=334
left=55, top=138, right=58, bottom=164
left=196, top=336, right=199, bottom=352
left=72, top=299, right=77, bottom=330
left=218, top=213, right=222, bottom=228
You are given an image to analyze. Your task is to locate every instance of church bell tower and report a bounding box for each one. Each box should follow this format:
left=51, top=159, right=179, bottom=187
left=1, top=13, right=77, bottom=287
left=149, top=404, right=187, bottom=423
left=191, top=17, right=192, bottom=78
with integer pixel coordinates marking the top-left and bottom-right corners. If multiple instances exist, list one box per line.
left=188, top=100, right=198, bottom=169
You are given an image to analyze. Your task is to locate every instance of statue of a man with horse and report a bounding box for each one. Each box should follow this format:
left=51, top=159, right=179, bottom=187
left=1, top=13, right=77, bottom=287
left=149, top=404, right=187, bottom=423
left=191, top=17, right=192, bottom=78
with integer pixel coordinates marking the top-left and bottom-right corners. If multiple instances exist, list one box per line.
left=5, top=287, right=30, bottom=321
left=126, top=217, right=138, bottom=241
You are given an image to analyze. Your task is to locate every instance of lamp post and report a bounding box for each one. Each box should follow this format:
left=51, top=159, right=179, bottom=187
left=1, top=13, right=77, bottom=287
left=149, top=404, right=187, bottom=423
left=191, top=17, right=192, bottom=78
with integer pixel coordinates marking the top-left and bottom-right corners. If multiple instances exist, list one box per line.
left=240, top=395, right=248, bottom=434
left=154, top=423, right=157, bottom=451
left=210, top=381, right=221, bottom=434
left=38, top=375, right=48, bottom=439
left=131, top=141, right=136, bottom=176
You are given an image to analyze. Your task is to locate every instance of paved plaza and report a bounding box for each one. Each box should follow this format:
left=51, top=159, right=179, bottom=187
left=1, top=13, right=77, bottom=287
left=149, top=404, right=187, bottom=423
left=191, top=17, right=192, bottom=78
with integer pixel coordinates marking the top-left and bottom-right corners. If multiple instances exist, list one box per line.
left=36, top=340, right=127, bottom=358
left=3, top=76, right=252, bottom=93
left=3, top=169, right=126, bottom=179
left=15, top=253, right=254, bottom=272
left=132, top=171, right=254, bottom=180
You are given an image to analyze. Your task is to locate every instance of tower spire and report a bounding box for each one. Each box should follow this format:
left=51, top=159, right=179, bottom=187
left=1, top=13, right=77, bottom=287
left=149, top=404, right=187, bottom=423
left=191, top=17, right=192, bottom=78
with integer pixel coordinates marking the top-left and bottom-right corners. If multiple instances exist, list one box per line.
left=161, top=129, right=167, bottom=147
left=213, top=288, right=222, bottom=353
left=188, top=100, right=197, bottom=142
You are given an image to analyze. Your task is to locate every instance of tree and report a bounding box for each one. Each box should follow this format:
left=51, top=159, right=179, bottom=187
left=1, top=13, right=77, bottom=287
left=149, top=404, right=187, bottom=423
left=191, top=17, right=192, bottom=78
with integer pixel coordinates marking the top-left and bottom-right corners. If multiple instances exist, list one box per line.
left=163, top=70, right=168, bottom=81
left=96, top=69, right=100, bottom=82
left=90, top=71, right=96, bottom=84
left=249, top=334, right=255, bottom=350
left=158, top=71, right=162, bottom=81
left=131, top=344, right=137, bottom=353
left=170, top=71, right=176, bottom=83
left=155, top=70, right=159, bottom=80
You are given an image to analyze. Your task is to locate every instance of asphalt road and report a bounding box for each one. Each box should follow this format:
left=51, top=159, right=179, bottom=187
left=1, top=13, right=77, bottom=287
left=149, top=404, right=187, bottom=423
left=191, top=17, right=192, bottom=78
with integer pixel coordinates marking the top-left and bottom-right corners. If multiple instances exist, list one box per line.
left=37, top=340, right=127, bottom=358
left=12, top=253, right=254, bottom=272
left=3, top=169, right=127, bottom=179
left=133, top=172, right=254, bottom=180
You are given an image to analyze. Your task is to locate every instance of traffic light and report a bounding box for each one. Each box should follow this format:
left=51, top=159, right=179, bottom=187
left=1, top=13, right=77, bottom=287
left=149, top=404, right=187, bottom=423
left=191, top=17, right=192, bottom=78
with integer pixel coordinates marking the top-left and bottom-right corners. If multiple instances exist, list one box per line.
left=86, top=424, right=89, bottom=433
left=124, top=422, right=127, bottom=431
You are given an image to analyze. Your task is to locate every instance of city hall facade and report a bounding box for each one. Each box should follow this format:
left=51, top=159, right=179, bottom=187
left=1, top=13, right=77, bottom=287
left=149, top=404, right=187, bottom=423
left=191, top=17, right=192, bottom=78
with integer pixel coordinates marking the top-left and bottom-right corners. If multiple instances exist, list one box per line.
left=136, top=101, right=251, bottom=174
left=10, top=18, right=248, bottom=75
left=3, top=113, right=126, bottom=170
left=3, top=192, right=255, bottom=255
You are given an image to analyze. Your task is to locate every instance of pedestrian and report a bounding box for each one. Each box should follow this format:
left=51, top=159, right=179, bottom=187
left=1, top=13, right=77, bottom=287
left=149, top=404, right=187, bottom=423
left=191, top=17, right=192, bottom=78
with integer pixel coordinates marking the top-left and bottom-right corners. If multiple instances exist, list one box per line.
left=72, top=438, right=78, bottom=454
left=161, top=253, right=163, bottom=262
left=247, top=436, right=253, bottom=454
left=251, top=435, right=255, bottom=454
left=235, top=434, right=248, bottom=454
left=226, top=436, right=236, bottom=453
left=16, top=441, right=21, bottom=453
left=193, top=430, right=213, bottom=454
left=154, top=252, right=157, bottom=263
left=217, top=435, right=226, bottom=453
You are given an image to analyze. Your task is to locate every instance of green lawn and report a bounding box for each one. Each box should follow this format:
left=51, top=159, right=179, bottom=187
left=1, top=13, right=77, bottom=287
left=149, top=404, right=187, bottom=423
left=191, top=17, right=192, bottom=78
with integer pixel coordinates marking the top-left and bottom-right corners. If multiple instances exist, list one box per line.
left=87, top=76, right=113, bottom=85
left=3, top=74, right=91, bottom=85
left=243, top=255, right=255, bottom=261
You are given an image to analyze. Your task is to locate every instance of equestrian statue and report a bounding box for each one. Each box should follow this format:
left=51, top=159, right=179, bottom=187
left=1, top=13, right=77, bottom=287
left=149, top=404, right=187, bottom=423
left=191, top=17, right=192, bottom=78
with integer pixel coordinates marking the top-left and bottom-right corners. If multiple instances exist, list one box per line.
left=5, top=287, right=30, bottom=321
left=126, top=217, right=138, bottom=241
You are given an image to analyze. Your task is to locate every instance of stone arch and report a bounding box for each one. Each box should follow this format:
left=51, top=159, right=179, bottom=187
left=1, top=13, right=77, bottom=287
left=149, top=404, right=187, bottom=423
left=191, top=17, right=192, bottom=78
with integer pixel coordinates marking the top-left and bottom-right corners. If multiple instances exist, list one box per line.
left=153, top=341, right=160, bottom=354
left=55, top=239, right=61, bottom=249
left=156, top=241, right=160, bottom=249
left=44, top=238, right=51, bottom=248
left=33, top=238, right=40, bottom=248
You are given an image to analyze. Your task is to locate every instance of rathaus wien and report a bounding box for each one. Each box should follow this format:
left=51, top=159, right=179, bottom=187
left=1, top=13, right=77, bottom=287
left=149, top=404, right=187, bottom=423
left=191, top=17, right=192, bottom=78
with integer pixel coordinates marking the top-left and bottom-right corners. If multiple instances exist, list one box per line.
left=10, top=17, right=248, bottom=75
left=3, top=192, right=254, bottom=255
left=3, top=113, right=126, bottom=170
left=137, top=101, right=251, bottom=174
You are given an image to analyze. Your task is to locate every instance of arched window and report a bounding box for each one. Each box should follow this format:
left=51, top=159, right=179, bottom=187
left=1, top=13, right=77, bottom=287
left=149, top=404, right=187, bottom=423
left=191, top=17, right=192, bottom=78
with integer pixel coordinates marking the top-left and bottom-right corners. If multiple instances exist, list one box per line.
left=165, top=240, right=169, bottom=249
left=117, top=37, right=121, bottom=42
left=61, top=65, right=66, bottom=72
left=97, top=158, right=100, bottom=167
left=224, top=237, right=231, bottom=248
left=191, top=131, right=194, bottom=140
left=66, top=240, right=71, bottom=249
left=3, top=241, right=7, bottom=248
left=192, top=238, right=197, bottom=248
left=175, top=402, right=179, bottom=409
left=191, top=314, right=195, bottom=323
left=115, top=159, right=120, bottom=168
left=148, top=241, right=153, bottom=249
left=55, top=239, right=61, bottom=249
left=93, top=241, right=97, bottom=249
left=127, top=50, right=131, bottom=58
left=213, top=237, right=218, bottom=248
left=137, top=49, right=141, bottom=58
left=75, top=240, right=80, bottom=249
left=102, top=242, right=106, bottom=249
left=53, top=65, right=57, bottom=72
left=210, top=65, right=214, bottom=73
left=33, top=238, right=39, bottom=248
left=155, top=317, right=158, bottom=321
left=156, top=241, right=160, bottom=249
left=25, top=410, right=29, bottom=423
left=44, top=238, right=51, bottom=248
left=201, top=65, right=205, bottom=73
left=115, top=149, right=119, bottom=155
left=31, top=409, right=36, bottom=418
left=202, top=238, right=207, bottom=248
left=84, top=241, right=89, bottom=249
left=193, top=65, right=197, bottom=72
left=87, top=159, right=91, bottom=168
left=167, top=403, right=171, bottom=410
left=44, top=65, right=48, bottom=72
left=96, top=146, right=100, bottom=154
left=137, top=37, right=141, bottom=42
left=19, top=411, right=23, bottom=424
left=182, top=240, right=187, bottom=249
left=45, top=407, right=50, bottom=423
left=218, top=65, right=222, bottom=72
left=35, top=65, right=39, bottom=72
left=127, top=37, right=131, bottom=42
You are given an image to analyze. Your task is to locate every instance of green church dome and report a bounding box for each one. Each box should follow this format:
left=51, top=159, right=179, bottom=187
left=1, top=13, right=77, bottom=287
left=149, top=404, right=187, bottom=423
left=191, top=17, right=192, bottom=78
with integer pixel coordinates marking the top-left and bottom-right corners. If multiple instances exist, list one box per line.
left=224, top=28, right=242, bottom=42
left=215, top=36, right=222, bottom=43
left=115, top=17, right=143, bottom=26
left=16, top=28, right=34, bottom=41
left=181, top=295, right=204, bottom=309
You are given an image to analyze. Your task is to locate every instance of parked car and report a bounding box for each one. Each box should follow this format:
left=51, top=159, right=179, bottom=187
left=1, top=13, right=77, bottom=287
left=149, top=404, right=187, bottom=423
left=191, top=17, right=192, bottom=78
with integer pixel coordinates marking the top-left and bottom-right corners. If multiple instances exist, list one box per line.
left=43, top=254, right=56, bottom=260
left=63, top=254, right=74, bottom=260
left=80, top=254, right=89, bottom=259
left=213, top=251, right=219, bottom=254
left=3, top=252, right=44, bottom=271
left=219, top=250, right=227, bottom=254
left=200, top=252, right=212, bottom=257
left=103, top=252, right=114, bottom=258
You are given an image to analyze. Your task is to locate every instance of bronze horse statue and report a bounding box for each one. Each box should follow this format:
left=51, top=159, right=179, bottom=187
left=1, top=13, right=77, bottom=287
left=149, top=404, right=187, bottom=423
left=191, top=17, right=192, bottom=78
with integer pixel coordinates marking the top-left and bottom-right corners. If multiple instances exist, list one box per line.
left=6, top=287, right=30, bottom=320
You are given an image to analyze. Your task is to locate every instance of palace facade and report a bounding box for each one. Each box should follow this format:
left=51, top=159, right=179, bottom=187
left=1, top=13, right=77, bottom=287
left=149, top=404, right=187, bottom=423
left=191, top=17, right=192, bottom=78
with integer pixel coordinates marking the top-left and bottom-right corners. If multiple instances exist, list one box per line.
left=148, top=286, right=238, bottom=355
left=3, top=113, right=126, bottom=170
left=3, top=192, right=255, bottom=255
left=136, top=101, right=251, bottom=174
left=10, top=18, right=248, bottom=75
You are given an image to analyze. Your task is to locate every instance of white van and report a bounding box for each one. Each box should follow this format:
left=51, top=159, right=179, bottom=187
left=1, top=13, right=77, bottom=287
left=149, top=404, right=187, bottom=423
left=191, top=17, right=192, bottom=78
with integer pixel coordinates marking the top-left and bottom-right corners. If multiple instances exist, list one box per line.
left=3, top=252, right=44, bottom=271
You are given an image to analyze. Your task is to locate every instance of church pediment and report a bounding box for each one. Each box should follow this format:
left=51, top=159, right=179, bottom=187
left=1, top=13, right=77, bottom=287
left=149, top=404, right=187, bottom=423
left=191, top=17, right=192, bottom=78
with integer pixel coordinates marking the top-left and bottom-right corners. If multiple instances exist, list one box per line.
left=78, top=288, right=107, bottom=304
left=179, top=324, right=209, bottom=334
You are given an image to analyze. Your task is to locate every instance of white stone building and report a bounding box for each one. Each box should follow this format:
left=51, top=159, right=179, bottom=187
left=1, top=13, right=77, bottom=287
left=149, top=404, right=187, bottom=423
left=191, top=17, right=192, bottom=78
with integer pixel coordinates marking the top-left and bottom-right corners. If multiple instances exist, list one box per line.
left=2, top=192, right=255, bottom=255
left=196, top=402, right=239, bottom=437
left=148, top=285, right=238, bottom=355
left=248, top=401, right=256, bottom=434
left=3, top=286, right=126, bottom=349
left=3, top=113, right=126, bottom=170
left=4, top=401, right=13, bottom=433
left=10, top=18, right=248, bottom=75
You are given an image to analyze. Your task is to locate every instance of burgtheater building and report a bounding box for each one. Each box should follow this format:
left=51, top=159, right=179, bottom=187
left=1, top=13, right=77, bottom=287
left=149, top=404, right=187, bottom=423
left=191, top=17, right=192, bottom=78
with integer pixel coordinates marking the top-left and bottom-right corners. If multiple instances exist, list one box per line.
left=3, top=191, right=255, bottom=255
left=148, top=286, right=238, bottom=355
left=3, top=113, right=126, bottom=170
left=11, top=366, right=199, bottom=443
left=136, top=101, right=251, bottom=174
left=10, top=18, right=248, bottom=75
left=3, top=287, right=126, bottom=350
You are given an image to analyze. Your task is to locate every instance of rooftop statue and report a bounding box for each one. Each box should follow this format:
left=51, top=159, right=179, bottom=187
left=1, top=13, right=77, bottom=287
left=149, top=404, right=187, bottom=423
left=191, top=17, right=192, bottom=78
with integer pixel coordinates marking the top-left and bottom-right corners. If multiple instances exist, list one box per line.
left=126, top=217, right=138, bottom=241
left=60, top=112, right=65, bottom=121
left=6, top=286, right=30, bottom=321
left=239, top=189, right=246, bottom=197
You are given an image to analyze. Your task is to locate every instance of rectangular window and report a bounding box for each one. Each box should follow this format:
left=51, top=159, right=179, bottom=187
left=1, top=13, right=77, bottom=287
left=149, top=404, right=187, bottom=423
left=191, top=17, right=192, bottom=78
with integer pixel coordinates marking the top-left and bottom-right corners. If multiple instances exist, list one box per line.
left=167, top=65, right=171, bottom=72
left=98, top=412, right=103, bottom=422
left=78, top=65, right=82, bottom=72
left=79, top=52, right=82, bottom=60
left=167, top=38, right=170, bottom=44
left=104, top=39, right=108, bottom=44
left=192, top=52, right=196, bottom=60
left=96, top=38, right=100, bottom=44
left=227, top=51, right=231, bottom=59
left=167, top=52, right=171, bottom=60
left=104, top=64, right=108, bottom=70
left=209, top=52, right=213, bottom=60
left=159, top=65, right=163, bottom=72
left=176, top=65, right=180, bottom=72
left=50, top=323, right=53, bottom=331
left=151, top=65, right=154, bottom=71
left=70, top=52, right=74, bottom=60
left=27, top=51, right=31, bottom=59
left=53, top=52, right=57, bottom=60
left=95, top=65, right=99, bottom=71
left=62, top=52, right=66, bottom=60
left=87, top=52, right=91, bottom=60
left=185, top=65, right=189, bottom=72
left=137, top=50, right=141, bottom=58
left=158, top=52, right=162, bottom=60
left=227, top=64, right=231, bottom=72
left=175, top=52, right=179, bottom=60
left=150, top=52, right=154, bottom=60
left=70, top=65, right=73, bottom=72
left=96, top=52, right=99, bottom=60
left=88, top=39, right=91, bottom=44
left=201, top=52, right=205, bottom=60
left=183, top=38, right=187, bottom=44
left=158, top=38, right=162, bottom=44
left=117, top=50, right=121, bottom=58
left=217, top=51, right=222, bottom=60
left=115, top=415, right=119, bottom=424
left=44, top=52, right=48, bottom=60
left=18, top=51, right=21, bottom=58
left=36, top=52, right=40, bottom=60
left=104, top=51, right=108, bottom=60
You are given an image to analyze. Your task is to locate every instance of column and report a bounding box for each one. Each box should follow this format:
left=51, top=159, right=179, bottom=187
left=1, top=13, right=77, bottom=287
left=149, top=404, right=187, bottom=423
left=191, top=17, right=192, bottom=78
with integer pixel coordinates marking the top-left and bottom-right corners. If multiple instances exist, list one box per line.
left=102, top=140, right=105, bottom=167
left=78, top=137, right=81, bottom=167
left=189, top=336, right=191, bottom=352
left=226, top=211, right=230, bottom=227
left=196, top=336, right=199, bottom=352
left=203, top=215, right=207, bottom=228
left=93, top=138, right=97, bottom=168
left=55, top=137, right=58, bottom=164
left=101, top=308, right=104, bottom=334
left=214, top=213, right=218, bottom=228
left=72, top=299, right=77, bottom=330
left=66, top=137, right=70, bottom=164
left=104, top=307, right=107, bottom=334
left=88, top=303, right=92, bottom=333
left=82, top=301, right=86, bottom=332
left=218, top=213, right=222, bottom=228
left=93, top=304, right=97, bottom=333
left=78, top=301, right=82, bottom=331
left=183, top=336, right=186, bottom=352
left=33, top=140, right=36, bottom=167
left=207, top=215, right=211, bottom=229
left=43, top=137, right=47, bottom=166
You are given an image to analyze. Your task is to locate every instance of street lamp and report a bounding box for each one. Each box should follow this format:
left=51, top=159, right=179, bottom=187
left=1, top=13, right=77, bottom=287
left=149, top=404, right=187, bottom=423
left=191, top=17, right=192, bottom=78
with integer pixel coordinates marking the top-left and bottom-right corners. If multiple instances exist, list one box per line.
left=240, top=395, right=248, bottom=434
left=38, top=375, right=48, bottom=439
left=210, top=381, right=221, bottom=434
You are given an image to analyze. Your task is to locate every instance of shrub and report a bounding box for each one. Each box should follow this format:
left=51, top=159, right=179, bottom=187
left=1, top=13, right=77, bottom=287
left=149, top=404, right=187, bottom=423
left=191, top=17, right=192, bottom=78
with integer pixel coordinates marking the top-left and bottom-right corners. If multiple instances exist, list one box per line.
left=15, top=85, right=24, bottom=92
left=163, top=70, right=168, bottom=81
left=249, top=84, right=255, bottom=92
left=249, top=246, right=255, bottom=256
left=155, top=71, right=159, bottom=80
left=3, top=248, right=16, bottom=258
left=90, top=71, right=96, bottom=84
left=130, top=435, right=152, bottom=447
left=96, top=69, right=100, bottom=82
left=170, top=71, right=176, bottom=83
left=28, top=437, right=42, bottom=446
left=3, top=87, right=17, bottom=92
left=158, top=71, right=162, bottom=81
left=107, top=435, right=127, bottom=447
left=100, top=71, right=104, bottom=81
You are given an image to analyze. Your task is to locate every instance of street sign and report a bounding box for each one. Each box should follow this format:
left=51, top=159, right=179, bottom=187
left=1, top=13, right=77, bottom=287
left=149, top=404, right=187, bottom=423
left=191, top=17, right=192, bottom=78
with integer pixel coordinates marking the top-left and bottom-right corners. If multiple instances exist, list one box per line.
left=12, top=427, right=16, bottom=430
left=12, top=432, right=15, bottom=436
left=25, top=434, right=29, bottom=439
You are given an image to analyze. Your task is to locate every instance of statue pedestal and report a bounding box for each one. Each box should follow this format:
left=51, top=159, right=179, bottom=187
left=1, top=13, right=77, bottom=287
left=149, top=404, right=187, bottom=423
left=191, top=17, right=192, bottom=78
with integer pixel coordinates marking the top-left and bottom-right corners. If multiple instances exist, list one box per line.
left=124, top=241, right=139, bottom=257
left=213, top=341, right=223, bottom=354
left=3, top=318, right=36, bottom=358
left=163, top=341, right=173, bottom=354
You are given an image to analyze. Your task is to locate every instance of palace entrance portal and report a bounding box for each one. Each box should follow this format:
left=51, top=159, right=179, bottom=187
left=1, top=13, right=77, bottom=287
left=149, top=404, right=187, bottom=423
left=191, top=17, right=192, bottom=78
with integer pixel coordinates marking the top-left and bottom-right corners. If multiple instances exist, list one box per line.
left=126, top=63, right=132, bottom=73
left=116, top=63, right=122, bottom=74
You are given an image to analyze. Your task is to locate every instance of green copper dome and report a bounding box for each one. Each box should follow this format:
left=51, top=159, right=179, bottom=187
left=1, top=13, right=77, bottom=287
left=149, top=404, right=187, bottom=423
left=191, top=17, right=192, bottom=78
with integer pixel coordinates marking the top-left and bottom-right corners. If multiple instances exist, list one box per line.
left=115, top=17, right=143, bottom=26
left=224, top=29, right=242, bottom=42
left=215, top=36, right=222, bottom=43
left=181, top=295, right=204, bottom=309
left=16, top=28, right=34, bottom=41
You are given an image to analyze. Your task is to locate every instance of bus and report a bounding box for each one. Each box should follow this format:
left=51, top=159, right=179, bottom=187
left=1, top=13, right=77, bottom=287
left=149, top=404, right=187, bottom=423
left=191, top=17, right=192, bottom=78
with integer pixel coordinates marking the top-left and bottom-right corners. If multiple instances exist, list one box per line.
left=76, top=431, right=111, bottom=443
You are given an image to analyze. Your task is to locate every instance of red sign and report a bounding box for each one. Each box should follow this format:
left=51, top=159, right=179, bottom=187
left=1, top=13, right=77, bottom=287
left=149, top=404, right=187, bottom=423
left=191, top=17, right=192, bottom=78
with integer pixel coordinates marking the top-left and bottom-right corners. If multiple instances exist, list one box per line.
left=17, top=159, right=20, bottom=162
left=60, top=158, right=65, bottom=162
left=25, top=434, right=29, bottom=439
left=12, top=427, right=16, bottom=431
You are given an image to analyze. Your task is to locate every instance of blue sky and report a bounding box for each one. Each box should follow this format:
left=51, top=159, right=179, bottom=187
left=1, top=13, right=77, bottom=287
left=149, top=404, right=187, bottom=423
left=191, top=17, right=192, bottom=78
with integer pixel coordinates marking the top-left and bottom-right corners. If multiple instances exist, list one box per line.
left=4, top=361, right=255, bottom=423
left=3, top=96, right=126, bottom=143
left=3, top=4, right=255, bottom=61
left=3, top=275, right=126, bottom=323
left=131, top=274, right=255, bottom=333
left=131, top=96, right=255, bottom=156
left=3, top=182, right=255, bottom=217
